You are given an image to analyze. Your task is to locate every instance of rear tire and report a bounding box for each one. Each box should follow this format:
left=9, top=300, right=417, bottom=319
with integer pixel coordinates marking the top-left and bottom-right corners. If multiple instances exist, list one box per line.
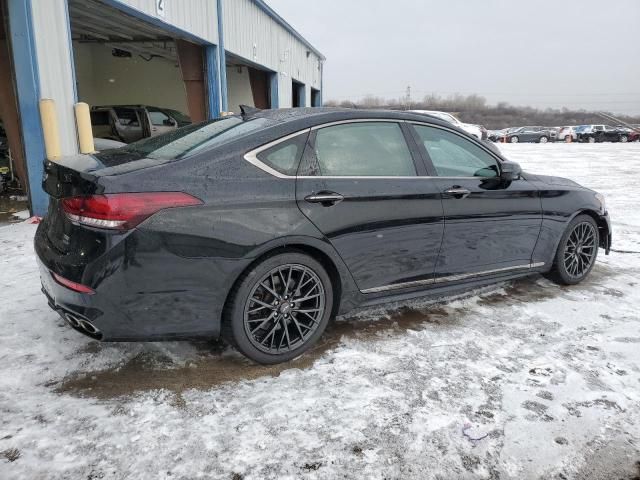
left=222, top=252, right=334, bottom=364
left=546, top=214, right=599, bottom=285
left=510, top=136, right=519, bottom=143
left=539, top=136, right=549, bottom=143
left=620, top=135, right=628, bottom=143
left=587, top=136, right=596, bottom=143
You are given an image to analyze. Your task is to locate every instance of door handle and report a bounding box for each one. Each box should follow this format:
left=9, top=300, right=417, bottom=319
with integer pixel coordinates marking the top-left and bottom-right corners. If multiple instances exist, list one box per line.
left=305, top=191, right=344, bottom=206
left=444, top=187, right=471, bottom=199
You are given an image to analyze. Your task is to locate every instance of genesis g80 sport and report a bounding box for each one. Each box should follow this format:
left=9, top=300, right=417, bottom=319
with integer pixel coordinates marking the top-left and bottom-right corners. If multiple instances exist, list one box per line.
left=35, top=108, right=611, bottom=363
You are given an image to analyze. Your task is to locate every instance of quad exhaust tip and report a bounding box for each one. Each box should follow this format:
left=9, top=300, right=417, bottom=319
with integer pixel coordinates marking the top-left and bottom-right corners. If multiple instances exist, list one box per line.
left=63, top=312, right=102, bottom=338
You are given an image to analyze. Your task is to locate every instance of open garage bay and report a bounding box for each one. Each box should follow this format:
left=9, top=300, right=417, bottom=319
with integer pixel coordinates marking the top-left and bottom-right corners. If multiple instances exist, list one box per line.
left=1, top=143, right=639, bottom=479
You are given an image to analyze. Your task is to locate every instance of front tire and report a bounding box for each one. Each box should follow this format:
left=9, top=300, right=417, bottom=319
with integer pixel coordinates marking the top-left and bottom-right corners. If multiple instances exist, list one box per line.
left=620, top=135, right=628, bottom=143
left=222, top=252, right=334, bottom=364
left=539, top=136, right=549, bottom=143
left=547, top=214, right=599, bottom=285
left=510, top=136, right=519, bottom=143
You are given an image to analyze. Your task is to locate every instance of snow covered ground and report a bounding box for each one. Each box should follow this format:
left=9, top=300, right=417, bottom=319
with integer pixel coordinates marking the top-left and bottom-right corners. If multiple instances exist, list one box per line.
left=1, top=143, right=639, bottom=480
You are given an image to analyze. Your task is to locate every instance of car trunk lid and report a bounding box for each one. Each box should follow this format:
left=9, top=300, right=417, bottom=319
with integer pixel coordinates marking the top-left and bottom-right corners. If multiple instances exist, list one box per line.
left=41, top=156, right=107, bottom=255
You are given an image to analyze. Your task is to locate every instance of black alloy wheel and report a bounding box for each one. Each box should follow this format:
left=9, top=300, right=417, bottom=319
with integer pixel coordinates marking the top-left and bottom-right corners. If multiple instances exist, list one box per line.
left=547, top=214, right=599, bottom=285
left=223, top=252, right=333, bottom=364
left=244, top=264, right=325, bottom=354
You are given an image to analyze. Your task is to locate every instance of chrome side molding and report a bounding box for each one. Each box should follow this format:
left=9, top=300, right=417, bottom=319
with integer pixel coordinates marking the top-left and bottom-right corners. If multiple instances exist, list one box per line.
left=361, top=262, right=545, bottom=294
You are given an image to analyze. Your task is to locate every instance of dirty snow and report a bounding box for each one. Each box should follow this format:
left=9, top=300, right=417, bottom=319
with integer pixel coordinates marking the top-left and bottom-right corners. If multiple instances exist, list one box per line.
left=1, top=143, right=639, bottom=480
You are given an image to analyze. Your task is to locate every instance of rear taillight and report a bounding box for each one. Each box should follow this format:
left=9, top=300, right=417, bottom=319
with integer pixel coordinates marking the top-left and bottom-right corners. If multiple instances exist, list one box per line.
left=52, top=272, right=95, bottom=295
left=62, top=192, right=202, bottom=230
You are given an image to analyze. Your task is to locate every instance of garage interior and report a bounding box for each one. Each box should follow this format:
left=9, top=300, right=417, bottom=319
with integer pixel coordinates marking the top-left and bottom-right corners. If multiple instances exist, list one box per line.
left=225, top=54, right=275, bottom=114
left=68, top=0, right=209, bottom=140
left=292, top=79, right=305, bottom=108
left=0, top=1, right=26, bottom=195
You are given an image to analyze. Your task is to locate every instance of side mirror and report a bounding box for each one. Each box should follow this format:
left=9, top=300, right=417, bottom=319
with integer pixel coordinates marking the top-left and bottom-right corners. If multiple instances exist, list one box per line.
left=500, top=161, right=522, bottom=181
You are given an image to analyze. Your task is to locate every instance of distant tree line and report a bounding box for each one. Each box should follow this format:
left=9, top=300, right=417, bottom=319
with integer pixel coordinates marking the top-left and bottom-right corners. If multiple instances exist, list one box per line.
left=324, top=94, right=640, bottom=129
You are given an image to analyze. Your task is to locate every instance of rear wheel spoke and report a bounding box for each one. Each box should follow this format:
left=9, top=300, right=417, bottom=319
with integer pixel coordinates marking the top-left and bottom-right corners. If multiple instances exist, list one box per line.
left=244, top=263, right=325, bottom=354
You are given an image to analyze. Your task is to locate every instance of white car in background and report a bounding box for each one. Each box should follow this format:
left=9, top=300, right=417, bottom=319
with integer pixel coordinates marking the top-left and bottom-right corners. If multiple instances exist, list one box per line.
left=410, top=110, right=487, bottom=140
left=557, top=126, right=579, bottom=142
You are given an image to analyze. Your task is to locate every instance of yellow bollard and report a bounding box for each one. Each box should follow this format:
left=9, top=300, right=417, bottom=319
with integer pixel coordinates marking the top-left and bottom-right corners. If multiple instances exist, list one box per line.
left=74, top=102, right=95, bottom=154
left=38, top=99, right=62, bottom=160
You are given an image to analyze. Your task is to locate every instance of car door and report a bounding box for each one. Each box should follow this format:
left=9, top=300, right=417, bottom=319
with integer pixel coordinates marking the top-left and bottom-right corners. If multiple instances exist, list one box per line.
left=526, top=127, right=542, bottom=142
left=410, top=123, right=543, bottom=279
left=113, top=107, right=144, bottom=143
left=296, top=120, right=444, bottom=293
left=147, top=108, right=177, bottom=136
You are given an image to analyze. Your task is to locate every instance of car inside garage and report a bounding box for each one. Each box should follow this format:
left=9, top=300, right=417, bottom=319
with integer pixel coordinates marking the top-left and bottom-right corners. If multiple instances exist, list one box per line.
left=68, top=0, right=212, bottom=143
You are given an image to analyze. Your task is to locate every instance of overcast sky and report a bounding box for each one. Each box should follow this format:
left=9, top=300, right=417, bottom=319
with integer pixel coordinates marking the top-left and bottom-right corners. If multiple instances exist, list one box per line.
left=267, top=0, right=640, bottom=114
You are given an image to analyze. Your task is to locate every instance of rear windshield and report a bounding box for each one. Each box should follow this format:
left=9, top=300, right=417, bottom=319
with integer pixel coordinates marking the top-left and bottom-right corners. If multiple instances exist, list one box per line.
left=94, top=116, right=274, bottom=167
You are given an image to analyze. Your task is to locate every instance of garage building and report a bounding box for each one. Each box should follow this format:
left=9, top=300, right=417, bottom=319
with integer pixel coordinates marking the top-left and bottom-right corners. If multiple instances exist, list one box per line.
left=0, top=0, right=324, bottom=215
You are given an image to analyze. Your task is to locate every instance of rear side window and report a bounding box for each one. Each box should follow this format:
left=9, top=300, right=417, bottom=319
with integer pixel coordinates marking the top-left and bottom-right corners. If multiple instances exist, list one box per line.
left=414, top=125, right=499, bottom=178
left=256, top=134, right=308, bottom=175
left=313, top=122, right=415, bottom=176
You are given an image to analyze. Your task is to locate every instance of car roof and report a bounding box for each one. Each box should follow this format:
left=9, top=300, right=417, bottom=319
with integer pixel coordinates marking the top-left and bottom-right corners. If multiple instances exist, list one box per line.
left=243, top=107, right=455, bottom=129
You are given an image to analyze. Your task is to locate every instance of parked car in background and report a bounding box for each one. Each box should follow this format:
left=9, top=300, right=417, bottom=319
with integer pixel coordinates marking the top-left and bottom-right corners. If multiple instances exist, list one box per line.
left=628, top=129, right=640, bottom=142
left=557, top=126, right=579, bottom=142
left=411, top=110, right=487, bottom=140
left=90, top=105, right=191, bottom=144
left=35, top=108, right=611, bottom=364
left=488, top=129, right=508, bottom=142
left=93, top=138, right=126, bottom=151
left=576, top=125, right=630, bottom=143
left=505, top=126, right=555, bottom=143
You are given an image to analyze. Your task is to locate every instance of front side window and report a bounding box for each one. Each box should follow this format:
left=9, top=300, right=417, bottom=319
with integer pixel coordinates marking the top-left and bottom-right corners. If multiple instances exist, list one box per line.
left=314, top=122, right=415, bottom=176
left=114, top=108, right=139, bottom=126
left=414, top=125, right=500, bottom=178
left=148, top=110, right=171, bottom=126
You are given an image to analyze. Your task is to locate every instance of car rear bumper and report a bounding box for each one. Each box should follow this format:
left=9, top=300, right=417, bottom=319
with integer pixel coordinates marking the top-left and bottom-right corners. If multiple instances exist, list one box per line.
left=34, top=220, right=242, bottom=341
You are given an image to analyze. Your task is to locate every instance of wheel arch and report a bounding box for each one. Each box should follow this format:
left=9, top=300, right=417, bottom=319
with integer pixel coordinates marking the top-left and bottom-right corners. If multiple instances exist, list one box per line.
left=222, top=237, right=359, bottom=324
left=576, top=208, right=611, bottom=251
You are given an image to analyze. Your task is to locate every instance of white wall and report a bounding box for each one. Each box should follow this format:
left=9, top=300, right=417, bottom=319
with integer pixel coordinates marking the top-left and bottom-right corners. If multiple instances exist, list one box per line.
left=73, top=43, right=188, bottom=113
left=225, top=65, right=254, bottom=114
left=31, top=0, right=78, bottom=155
left=115, top=0, right=218, bottom=44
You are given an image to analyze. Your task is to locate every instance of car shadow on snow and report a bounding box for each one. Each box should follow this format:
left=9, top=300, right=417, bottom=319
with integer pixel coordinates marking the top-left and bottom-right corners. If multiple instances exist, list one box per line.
left=55, top=263, right=622, bottom=400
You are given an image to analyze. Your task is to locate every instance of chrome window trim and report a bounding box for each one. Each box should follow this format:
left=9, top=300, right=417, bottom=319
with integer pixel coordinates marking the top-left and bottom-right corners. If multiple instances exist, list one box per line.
left=361, top=262, right=545, bottom=294
left=243, top=129, right=311, bottom=179
left=243, top=118, right=505, bottom=180
left=310, top=118, right=406, bottom=130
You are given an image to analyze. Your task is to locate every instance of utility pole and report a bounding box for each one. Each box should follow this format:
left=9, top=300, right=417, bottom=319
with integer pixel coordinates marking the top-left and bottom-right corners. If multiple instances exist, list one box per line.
left=405, top=85, right=412, bottom=110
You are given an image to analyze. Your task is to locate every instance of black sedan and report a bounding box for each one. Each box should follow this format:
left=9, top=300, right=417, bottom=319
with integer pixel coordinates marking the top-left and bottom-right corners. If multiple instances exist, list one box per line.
left=35, top=108, right=611, bottom=364
left=505, top=126, right=555, bottom=143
